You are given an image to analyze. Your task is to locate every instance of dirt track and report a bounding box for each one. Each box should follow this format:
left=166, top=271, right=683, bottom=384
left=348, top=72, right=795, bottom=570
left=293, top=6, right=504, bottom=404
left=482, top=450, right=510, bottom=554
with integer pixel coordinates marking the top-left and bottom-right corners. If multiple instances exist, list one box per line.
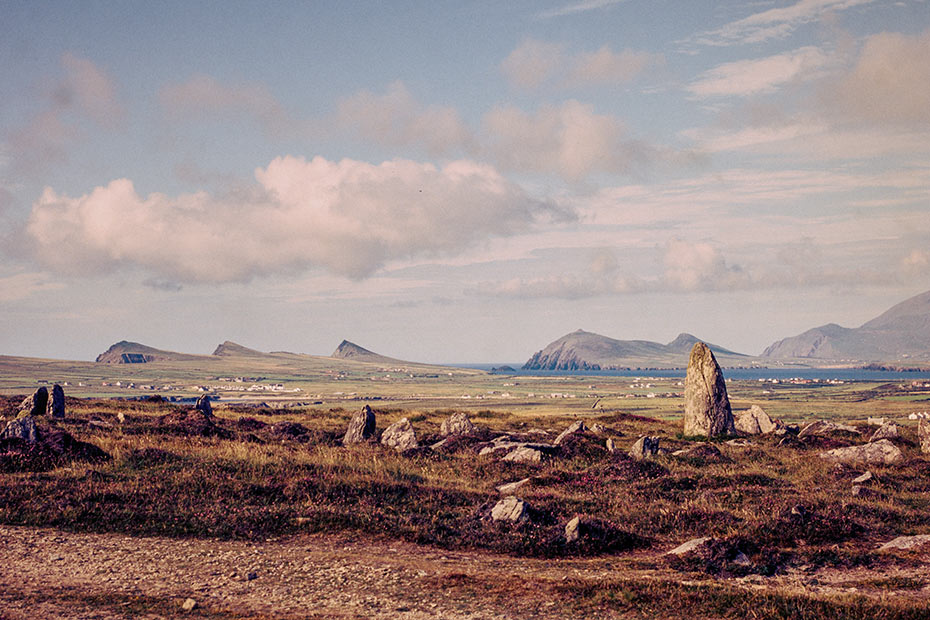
left=1, top=526, right=928, bottom=619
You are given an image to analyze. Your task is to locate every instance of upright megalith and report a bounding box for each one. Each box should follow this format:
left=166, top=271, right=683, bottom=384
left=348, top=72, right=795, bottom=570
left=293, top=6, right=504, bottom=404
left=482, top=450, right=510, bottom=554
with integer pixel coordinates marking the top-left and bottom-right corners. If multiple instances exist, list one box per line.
left=47, top=384, right=65, bottom=419
left=195, top=394, right=213, bottom=420
left=19, top=387, right=49, bottom=417
left=683, top=342, right=735, bottom=437
left=343, top=405, right=376, bottom=445
left=919, top=419, right=930, bottom=455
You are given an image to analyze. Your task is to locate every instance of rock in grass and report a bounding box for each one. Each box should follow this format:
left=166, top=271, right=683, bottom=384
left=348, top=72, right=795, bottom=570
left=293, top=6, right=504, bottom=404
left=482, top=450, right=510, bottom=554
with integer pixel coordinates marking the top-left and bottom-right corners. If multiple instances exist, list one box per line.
left=878, top=535, right=930, bottom=551
left=565, top=516, right=581, bottom=543
left=628, top=436, right=659, bottom=460
left=869, top=423, right=899, bottom=442
left=667, top=537, right=712, bottom=555
left=734, top=405, right=776, bottom=435
left=502, top=446, right=543, bottom=463
left=1, top=416, right=40, bottom=442
left=440, top=411, right=476, bottom=436
left=818, top=439, right=903, bottom=466
left=47, top=384, right=65, bottom=419
left=343, top=405, right=376, bottom=444
left=19, top=387, right=48, bottom=417
left=852, top=470, right=873, bottom=484
left=683, top=343, right=734, bottom=437
left=672, top=443, right=729, bottom=463
left=798, top=420, right=859, bottom=438
left=195, top=394, right=213, bottom=420
left=491, top=496, right=529, bottom=522
left=381, top=417, right=418, bottom=452
left=605, top=437, right=617, bottom=453
left=918, top=419, right=930, bottom=454
left=554, top=421, right=587, bottom=445
left=182, top=598, right=197, bottom=611
left=496, top=478, right=531, bottom=494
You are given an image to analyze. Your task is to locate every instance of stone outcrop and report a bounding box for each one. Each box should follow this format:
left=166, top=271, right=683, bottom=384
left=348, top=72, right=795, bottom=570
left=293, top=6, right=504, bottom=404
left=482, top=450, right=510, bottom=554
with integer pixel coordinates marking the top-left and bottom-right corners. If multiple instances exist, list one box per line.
left=683, top=343, right=734, bottom=437
left=491, top=496, right=529, bottom=522
left=869, top=423, right=899, bottom=442
left=195, top=395, right=213, bottom=420
left=2, top=416, right=40, bottom=442
left=47, top=384, right=65, bottom=419
left=918, top=419, right=930, bottom=454
left=554, top=421, right=587, bottom=445
left=628, top=436, right=660, bottom=460
left=734, top=405, right=776, bottom=435
left=381, top=418, right=418, bottom=452
left=440, top=412, right=476, bottom=437
left=818, top=439, right=903, bottom=466
left=19, top=387, right=49, bottom=417
left=343, top=405, right=376, bottom=444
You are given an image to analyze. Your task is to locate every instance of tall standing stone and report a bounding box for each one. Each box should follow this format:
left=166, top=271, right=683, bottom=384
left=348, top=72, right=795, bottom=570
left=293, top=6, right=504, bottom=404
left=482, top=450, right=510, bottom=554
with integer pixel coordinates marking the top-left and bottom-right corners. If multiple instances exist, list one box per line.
left=195, top=394, right=213, bottom=420
left=19, top=387, right=48, bottom=417
left=683, top=342, right=735, bottom=437
left=47, top=384, right=66, bottom=419
left=343, top=405, right=376, bottom=444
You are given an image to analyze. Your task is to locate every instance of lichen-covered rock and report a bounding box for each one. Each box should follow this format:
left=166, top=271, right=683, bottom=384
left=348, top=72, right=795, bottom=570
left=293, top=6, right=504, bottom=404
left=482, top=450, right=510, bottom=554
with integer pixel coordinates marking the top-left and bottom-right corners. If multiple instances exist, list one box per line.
left=47, top=384, right=65, bottom=419
left=19, top=387, right=49, bottom=417
left=491, top=496, right=529, bottom=522
left=440, top=412, right=476, bottom=437
left=819, top=439, right=903, bottom=466
left=2, top=416, right=40, bottom=442
left=869, top=423, right=899, bottom=442
left=565, top=516, right=581, bottom=543
left=878, top=534, right=930, bottom=551
left=683, top=343, right=734, bottom=437
left=502, top=446, right=543, bottom=463
left=343, top=405, right=376, bottom=444
left=628, top=436, right=660, bottom=460
left=554, top=421, right=587, bottom=445
left=734, top=405, right=776, bottom=435
left=667, top=537, right=712, bottom=556
left=381, top=417, right=418, bottom=452
left=798, top=420, right=859, bottom=438
left=918, top=419, right=930, bottom=455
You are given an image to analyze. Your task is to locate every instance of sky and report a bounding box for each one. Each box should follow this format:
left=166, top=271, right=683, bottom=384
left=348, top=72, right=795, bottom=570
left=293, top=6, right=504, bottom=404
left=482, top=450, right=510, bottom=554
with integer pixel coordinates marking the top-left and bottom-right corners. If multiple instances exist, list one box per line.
left=2, top=0, right=929, bottom=364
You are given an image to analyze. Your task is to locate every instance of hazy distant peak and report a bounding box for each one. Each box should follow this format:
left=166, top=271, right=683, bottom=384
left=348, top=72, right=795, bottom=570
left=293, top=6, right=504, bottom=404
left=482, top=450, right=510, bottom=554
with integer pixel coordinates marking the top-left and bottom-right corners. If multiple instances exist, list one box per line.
left=212, top=341, right=265, bottom=357
left=96, top=340, right=196, bottom=363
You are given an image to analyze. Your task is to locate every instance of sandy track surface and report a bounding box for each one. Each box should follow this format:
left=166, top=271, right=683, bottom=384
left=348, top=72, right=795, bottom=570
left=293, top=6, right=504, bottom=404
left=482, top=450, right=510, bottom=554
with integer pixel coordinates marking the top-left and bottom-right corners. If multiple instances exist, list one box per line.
left=1, top=526, right=928, bottom=619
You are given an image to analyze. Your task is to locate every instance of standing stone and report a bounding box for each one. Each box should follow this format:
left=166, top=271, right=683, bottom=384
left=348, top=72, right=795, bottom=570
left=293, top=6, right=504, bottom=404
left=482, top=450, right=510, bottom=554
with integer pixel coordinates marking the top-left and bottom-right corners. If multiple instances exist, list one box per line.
left=195, top=395, right=213, bottom=420
left=919, top=419, right=930, bottom=455
left=381, top=417, right=418, bottom=451
left=1, top=416, right=39, bottom=442
left=19, top=387, right=49, bottom=417
left=605, top=437, right=617, bottom=453
left=343, top=405, right=376, bottom=444
left=565, top=516, right=581, bottom=543
left=47, top=384, right=65, bottom=419
left=440, top=412, right=476, bottom=436
left=683, top=343, right=735, bottom=437
left=628, top=436, right=660, bottom=460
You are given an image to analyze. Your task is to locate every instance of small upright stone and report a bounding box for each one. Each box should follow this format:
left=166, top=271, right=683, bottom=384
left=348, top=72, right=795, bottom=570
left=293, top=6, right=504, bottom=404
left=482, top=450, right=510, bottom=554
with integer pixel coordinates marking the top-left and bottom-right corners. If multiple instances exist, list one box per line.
left=440, top=412, right=476, bottom=437
left=381, top=417, right=418, bottom=451
left=19, top=387, right=49, bottom=417
left=555, top=421, right=587, bottom=445
left=195, top=394, right=213, bottom=420
left=605, top=437, right=617, bottom=453
left=918, top=419, right=930, bottom=455
left=1, top=416, right=40, bottom=442
left=343, top=405, right=376, bottom=444
left=683, top=343, right=735, bottom=437
left=565, top=516, right=581, bottom=543
left=47, top=384, right=65, bottom=419
left=628, top=436, right=660, bottom=460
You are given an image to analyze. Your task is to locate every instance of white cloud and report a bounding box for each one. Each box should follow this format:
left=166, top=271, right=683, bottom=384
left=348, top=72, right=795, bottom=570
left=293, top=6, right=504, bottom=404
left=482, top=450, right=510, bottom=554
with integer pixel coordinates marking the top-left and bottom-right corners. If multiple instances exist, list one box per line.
left=336, top=81, right=470, bottom=156
left=688, top=46, right=830, bottom=98
left=0, top=272, right=63, bottom=303
left=500, top=39, right=566, bottom=89
left=537, top=0, right=629, bottom=19
left=26, top=156, right=566, bottom=282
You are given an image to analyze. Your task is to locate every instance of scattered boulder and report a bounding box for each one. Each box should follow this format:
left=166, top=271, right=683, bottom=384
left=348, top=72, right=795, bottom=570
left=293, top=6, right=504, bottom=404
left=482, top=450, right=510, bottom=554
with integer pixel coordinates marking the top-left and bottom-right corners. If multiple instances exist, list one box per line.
left=195, top=395, right=213, bottom=420
left=182, top=598, right=198, bottom=611
left=496, top=478, right=531, bottom=494
left=869, top=423, right=899, bottom=442
left=628, top=436, right=660, bottom=460
left=734, top=405, right=777, bottom=435
left=491, top=496, right=529, bottom=523
left=798, top=420, right=859, bottom=439
left=565, top=516, right=581, bottom=543
left=605, top=437, right=617, bottom=453
left=2, top=416, right=40, bottom=442
left=343, top=405, right=376, bottom=445
left=381, top=417, right=418, bottom=452
left=879, top=535, right=930, bottom=551
left=918, top=419, right=930, bottom=455
left=683, top=343, right=735, bottom=437
left=440, top=412, right=476, bottom=437
left=589, top=423, right=607, bottom=434
left=47, top=384, right=65, bottom=419
left=852, top=470, right=874, bottom=484
left=19, top=387, right=49, bottom=417
left=667, top=537, right=713, bottom=556
left=502, top=446, right=543, bottom=463
left=555, top=421, right=587, bottom=445
left=818, top=439, right=903, bottom=466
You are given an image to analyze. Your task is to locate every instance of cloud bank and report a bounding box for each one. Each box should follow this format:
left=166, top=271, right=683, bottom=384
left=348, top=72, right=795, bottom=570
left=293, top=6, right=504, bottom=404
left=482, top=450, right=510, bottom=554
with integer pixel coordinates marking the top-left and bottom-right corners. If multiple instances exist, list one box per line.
left=26, top=156, right=566, bottom=282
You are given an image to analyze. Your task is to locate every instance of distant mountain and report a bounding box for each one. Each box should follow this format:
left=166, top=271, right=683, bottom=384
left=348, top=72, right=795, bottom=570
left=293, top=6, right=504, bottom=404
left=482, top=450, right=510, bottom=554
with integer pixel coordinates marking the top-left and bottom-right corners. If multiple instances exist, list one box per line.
left=523, top=330, right=748, bottom=370
left=330, top=340, right=405, bottom=365
left=762, top=289, right=930, bottom=362
left=212, top=341, right=266, bottom=357
left=95, top=341, right=200, bottom=364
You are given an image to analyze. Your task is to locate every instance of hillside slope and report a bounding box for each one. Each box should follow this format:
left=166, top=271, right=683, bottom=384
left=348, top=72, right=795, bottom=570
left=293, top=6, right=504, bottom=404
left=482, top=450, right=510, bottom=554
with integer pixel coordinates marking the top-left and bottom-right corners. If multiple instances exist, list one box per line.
left=95, top=341, right=202, bottom=364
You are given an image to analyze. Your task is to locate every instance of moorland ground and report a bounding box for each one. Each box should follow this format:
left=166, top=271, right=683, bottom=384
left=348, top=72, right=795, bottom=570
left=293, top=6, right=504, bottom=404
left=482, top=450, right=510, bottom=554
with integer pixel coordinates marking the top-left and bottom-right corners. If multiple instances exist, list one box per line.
left=2, top=358, right=930, bottom=619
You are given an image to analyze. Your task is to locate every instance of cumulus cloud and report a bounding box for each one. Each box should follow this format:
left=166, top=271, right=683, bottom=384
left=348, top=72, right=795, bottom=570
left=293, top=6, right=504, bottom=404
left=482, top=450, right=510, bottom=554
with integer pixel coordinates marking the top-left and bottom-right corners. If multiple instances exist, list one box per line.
left=6, top=53, right=123, bottom=174
left=159, top=74, right=294, bottom=138
left=688, top=46, right=830, bottom=98
left=501, top=38, right=662, bottom=90
left=26, top=156, right=566, bottom=282
left=661, top=239, right=748, bottom=291
left=336, top=81, right=471, bottom=156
